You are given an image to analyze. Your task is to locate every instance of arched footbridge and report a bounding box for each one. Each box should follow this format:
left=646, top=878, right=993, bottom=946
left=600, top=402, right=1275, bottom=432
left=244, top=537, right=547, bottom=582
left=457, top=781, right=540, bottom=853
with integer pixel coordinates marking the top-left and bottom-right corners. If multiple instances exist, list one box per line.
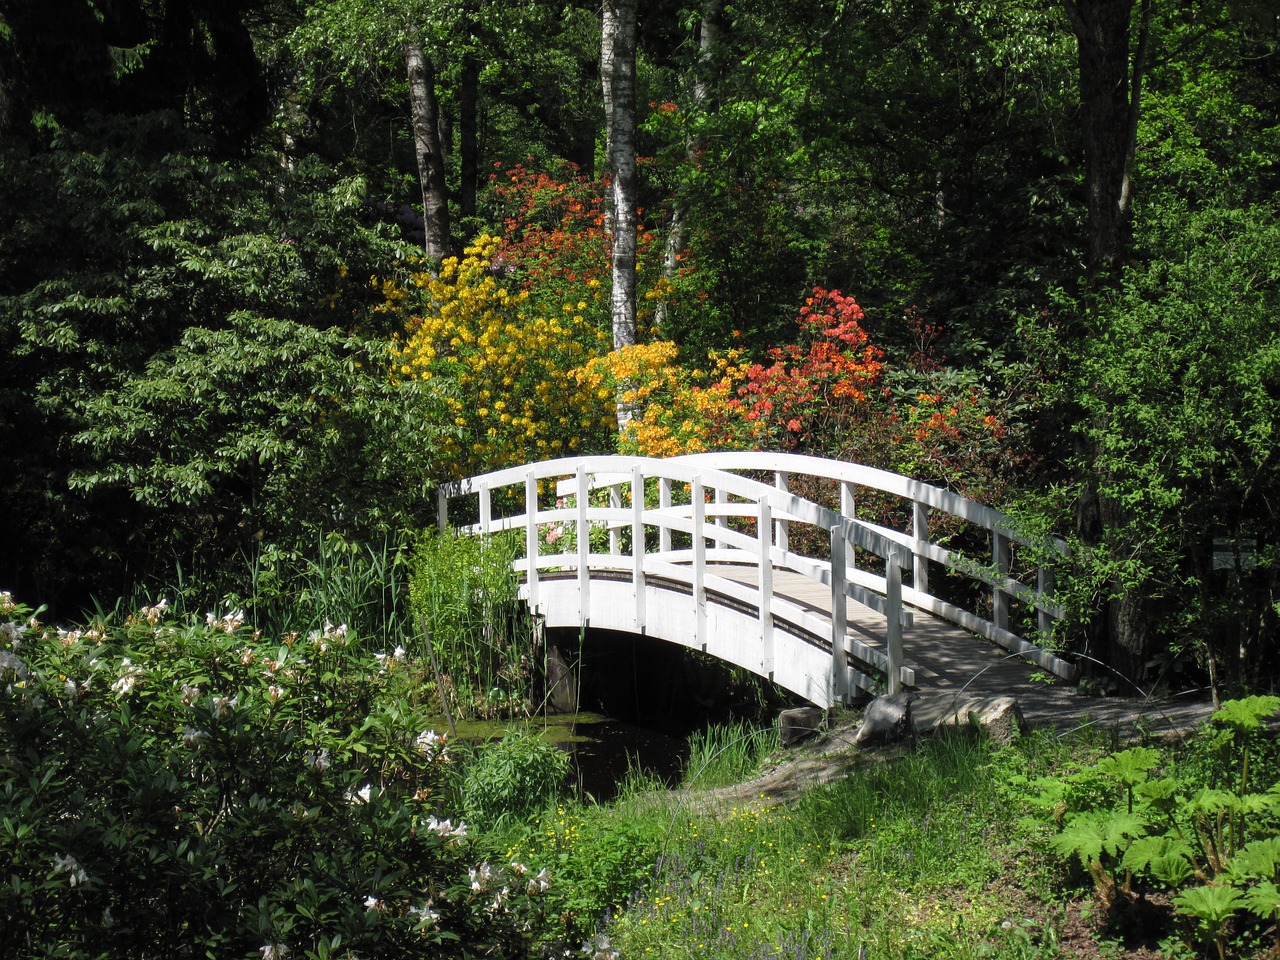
left=438, top=453, right=1075, bottom=710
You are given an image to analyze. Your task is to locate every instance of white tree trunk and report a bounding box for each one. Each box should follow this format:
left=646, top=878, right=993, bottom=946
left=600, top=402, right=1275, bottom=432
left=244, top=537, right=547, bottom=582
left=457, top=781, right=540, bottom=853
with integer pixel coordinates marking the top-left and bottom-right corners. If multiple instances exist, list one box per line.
left=602, top=0, right=638, bottom=428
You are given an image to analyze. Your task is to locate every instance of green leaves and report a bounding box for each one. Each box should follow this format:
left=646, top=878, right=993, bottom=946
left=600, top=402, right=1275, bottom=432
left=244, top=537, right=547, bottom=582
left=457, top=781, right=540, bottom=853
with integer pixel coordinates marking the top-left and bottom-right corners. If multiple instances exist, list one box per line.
left=0, top=593, right=557, bottom=958
left=1211, top=695, right=1280, bottom=735
left=1020, top=698, right=1280, bottom=955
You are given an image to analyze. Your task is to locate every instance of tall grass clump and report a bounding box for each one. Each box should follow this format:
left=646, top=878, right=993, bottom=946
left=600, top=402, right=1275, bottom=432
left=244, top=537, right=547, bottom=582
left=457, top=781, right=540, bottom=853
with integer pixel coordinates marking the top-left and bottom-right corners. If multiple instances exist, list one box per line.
left=408, top=529, right=534, bottom=718
left=122, top=532, right=417, bottom=650
left=682, top=720, right=779, bottom=788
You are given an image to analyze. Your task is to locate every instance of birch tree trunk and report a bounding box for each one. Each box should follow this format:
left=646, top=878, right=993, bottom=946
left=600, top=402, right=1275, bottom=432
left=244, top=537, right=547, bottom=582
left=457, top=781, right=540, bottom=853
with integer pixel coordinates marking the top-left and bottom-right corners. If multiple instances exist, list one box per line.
left=405, top=41, right=451, bottom=264
left=602, top=0, right=638, bottom=427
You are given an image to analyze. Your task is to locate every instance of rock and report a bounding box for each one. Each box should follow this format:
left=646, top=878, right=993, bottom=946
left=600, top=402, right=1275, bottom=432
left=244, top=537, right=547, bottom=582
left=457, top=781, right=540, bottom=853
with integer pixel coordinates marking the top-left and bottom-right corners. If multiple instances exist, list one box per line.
left=778, top=706, right=825, bottom=746
left=911, top=694, right=1024, bottom=743
left=854, top=692, right=915, bottom=747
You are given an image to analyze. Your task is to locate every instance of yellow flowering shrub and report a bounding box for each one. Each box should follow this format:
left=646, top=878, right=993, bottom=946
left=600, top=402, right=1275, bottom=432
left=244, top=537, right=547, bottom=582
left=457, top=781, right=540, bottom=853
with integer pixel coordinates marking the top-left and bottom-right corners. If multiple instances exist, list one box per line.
left=387, top=235, right=614, bottom=476
left=573, top=342, right=762, bottom=457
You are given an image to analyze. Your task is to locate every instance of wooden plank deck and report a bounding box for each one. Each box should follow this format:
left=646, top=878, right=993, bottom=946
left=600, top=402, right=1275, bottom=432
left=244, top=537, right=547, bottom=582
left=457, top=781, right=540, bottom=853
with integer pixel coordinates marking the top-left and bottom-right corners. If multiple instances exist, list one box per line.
left=708, top=564, right=1215, bottom=735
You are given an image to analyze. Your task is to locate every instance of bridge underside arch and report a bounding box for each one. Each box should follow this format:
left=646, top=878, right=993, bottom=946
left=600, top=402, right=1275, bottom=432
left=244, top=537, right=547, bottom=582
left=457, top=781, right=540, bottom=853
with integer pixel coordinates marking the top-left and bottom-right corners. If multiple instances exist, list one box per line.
left=526, top=573, right=836, bottom=709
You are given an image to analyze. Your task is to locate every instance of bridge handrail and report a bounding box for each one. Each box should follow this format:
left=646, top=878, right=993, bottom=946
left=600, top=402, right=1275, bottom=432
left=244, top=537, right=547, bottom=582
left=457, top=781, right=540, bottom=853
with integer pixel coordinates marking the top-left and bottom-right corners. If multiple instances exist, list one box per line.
left=439, top=454, right=914, bottom=700
left=671, top=452, right=1066, bottom=643
left=442, top=455, right=915, bottom=568
left=438, top=453, right=1074, bottom=701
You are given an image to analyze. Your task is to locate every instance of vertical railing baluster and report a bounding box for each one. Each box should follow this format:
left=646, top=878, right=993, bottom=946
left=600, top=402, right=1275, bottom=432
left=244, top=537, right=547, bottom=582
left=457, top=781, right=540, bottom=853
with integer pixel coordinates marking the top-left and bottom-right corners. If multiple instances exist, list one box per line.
left=525, top=472, right=539, bottom=614
left=1037, top=564, right=1054, bottom=641
left=577, top=466, right=589, bottom=622
left=437, top=487, right=448, bottom=533
left=886, top=558, right=904, bottom=695
left=993, top=530, right=1011, bottom=634
left=692, top=476, right=707, bottom=652
left=609, top=483, right=622, bottom=555
left=912, top=499, right=930, bottom=595
left=841, top=481, right=856, bottom=572
left=758, top=498, right=773, bottom=678
left=659, top=477, right=672, bottom=554
left=479, top=482, right=491, bottom=535
left=829, top=523, right=848, bottom=704
left=632, top=465, right=646, bottom=632
left=714, top=485, right=729, bottom=546
left=774, top=471, right=790, bottom=554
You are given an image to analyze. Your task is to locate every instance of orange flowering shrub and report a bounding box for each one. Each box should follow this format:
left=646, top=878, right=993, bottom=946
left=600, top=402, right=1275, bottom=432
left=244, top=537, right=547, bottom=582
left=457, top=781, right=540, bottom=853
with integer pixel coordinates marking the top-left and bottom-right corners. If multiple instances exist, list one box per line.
left=886, top=383, right=1024, bottom=501
left=737, top=288, right=885, bottom=450
left=387, top=235, right=614, bottom=476
left=573, top=342, right=760, bottom=457
left=487, top=162, right=669, bottom=339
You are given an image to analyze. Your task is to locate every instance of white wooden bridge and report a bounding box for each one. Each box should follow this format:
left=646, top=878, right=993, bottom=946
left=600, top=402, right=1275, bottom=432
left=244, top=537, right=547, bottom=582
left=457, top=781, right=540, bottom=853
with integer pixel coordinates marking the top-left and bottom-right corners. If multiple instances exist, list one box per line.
left=438, top=453, right=1074, bottom=710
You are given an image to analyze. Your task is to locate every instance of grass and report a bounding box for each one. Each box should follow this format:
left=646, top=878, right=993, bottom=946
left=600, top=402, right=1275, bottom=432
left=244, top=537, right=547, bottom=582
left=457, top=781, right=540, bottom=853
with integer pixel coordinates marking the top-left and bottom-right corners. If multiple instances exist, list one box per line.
left=682, top=720, right=781, bottom=789
left=491, top=729, right=1087, bottom=960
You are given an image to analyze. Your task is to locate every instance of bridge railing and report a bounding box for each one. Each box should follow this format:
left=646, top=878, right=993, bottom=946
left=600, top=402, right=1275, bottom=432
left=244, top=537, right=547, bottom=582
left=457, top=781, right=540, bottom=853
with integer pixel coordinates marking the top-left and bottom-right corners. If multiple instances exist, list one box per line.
left=438, top=455, right=918, bottom=700
left=673, top=452, right=1071, bottom=678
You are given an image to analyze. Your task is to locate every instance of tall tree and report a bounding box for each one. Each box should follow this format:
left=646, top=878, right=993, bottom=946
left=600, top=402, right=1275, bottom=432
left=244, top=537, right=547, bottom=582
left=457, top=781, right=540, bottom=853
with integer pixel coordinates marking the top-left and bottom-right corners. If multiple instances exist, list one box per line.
left=655, top=0, right=724, bottom=332
left=601, top=0, right=638, bottom=425
left=293, top=0, right=458, bottom=260
left=405, top=39, right=451, bottom=261
left=1061, top=0, right=1152, bottom=268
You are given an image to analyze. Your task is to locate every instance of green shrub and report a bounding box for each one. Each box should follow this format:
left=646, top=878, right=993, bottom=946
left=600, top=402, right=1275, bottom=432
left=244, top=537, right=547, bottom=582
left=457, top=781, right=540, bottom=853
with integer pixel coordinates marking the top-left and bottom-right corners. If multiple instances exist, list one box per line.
left=0, top=592, right=552, bottom=959
left=462, top=728, right=570, bottom=831
left=1016, top=697, right=1280, bottom=955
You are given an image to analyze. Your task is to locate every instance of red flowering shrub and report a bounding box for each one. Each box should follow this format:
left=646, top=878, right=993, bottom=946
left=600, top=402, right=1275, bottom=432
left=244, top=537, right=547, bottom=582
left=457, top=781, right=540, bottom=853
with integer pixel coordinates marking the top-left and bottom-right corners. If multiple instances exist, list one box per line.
left=736, top=288, right=885, bottom=451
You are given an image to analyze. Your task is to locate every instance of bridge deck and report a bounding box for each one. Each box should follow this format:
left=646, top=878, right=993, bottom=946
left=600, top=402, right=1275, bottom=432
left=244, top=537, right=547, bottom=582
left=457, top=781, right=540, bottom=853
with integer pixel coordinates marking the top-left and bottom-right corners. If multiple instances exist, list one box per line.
left=711, top=565, right=1045, bottom=698
left=713, top=564, right=1213, bottom=733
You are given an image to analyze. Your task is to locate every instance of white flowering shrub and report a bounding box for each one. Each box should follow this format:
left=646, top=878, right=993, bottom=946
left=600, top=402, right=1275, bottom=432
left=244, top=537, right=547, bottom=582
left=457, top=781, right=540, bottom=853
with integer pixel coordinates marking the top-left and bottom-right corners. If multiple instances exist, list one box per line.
left=0, top=593, right=554, bottom=959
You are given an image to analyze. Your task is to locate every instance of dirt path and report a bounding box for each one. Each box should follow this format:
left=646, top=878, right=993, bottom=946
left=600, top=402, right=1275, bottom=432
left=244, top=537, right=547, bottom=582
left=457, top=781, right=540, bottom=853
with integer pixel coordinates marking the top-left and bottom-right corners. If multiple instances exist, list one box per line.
left=697, top=689, right=1217, bottom=809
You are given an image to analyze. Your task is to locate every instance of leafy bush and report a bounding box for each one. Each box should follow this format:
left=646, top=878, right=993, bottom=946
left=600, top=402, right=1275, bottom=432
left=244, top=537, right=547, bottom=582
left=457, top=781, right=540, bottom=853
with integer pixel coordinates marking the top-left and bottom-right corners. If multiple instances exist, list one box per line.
left=1016, top=697, right=1280, bottom=956
left=385, top=234, right=614, bottom=475
left=0, top=592, right=554, bottom=959
left=462, top=728, right=571, bottom=831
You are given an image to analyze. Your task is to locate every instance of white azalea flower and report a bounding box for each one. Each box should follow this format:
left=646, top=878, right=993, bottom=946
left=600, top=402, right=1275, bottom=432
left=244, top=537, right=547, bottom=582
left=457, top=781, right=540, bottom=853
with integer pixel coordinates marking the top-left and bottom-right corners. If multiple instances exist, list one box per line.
left=408, top=901, right=439, bottom=927
left=52, top=853, right=89, bottom=887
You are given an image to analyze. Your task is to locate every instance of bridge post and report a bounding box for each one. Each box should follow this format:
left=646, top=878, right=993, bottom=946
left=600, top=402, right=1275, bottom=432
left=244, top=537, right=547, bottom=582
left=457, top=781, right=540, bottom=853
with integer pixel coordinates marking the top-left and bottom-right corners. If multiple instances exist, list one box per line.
left=1037, top=564, right=1054, bottom=640
left=692, top=476, right=707, bottom=651
left=912, top=500, right=930, bottom=595
left=993, top=530, right=1011, bottom=634
left=436, top=487, right=448, bottom=532
left=840, top=481, right=857, bottom=572
left=774, top=471, right=790, bottom=554
left=659, top=477, right=672, bottom=553
left=479, top=482, right=491, bottom=534
left=576, top=465, right=590, bottom=622
left=609, top=483, right=623, bottom=555
left=886, top=561, right=904, bottom=695
left=525, top=472, right=539, bottom=614
left=631, top=464, right=646, bottom=632
left=829, top=524, right=848, bottom=703
left=757, top=499, right=774, bottom=678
